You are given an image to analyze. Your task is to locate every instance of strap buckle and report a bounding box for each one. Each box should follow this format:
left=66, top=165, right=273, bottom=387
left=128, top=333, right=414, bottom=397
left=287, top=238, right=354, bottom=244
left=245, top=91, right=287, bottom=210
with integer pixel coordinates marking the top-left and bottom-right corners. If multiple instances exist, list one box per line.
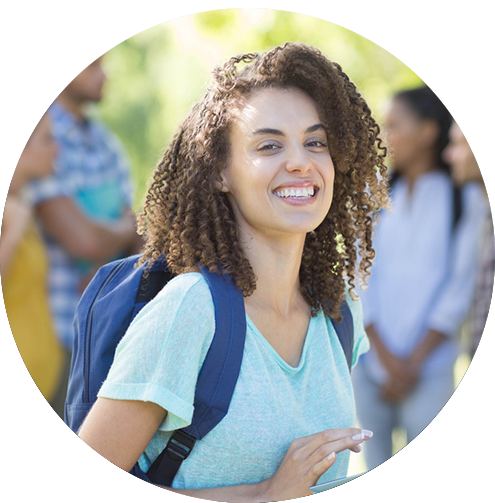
left=165, top=430, right=196, bottom=462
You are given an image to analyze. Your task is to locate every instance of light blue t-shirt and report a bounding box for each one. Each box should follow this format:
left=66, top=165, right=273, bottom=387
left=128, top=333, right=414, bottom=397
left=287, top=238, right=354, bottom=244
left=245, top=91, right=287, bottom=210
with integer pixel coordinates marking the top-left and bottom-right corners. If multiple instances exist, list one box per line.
left=98, top=273, right=369, bottom=489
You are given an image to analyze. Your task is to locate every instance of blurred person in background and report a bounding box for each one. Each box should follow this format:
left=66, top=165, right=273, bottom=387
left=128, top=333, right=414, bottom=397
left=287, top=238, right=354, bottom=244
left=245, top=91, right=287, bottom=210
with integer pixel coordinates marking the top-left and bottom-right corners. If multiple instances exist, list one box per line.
left=353, top=86, right=488, bottom=470
left=26, top=56, right=143, bottom=417
left=21, top=18, right=139, bottom=350
left=1, top=114, right=64, bottom=409
left=446, top=100, right=495, bottom=503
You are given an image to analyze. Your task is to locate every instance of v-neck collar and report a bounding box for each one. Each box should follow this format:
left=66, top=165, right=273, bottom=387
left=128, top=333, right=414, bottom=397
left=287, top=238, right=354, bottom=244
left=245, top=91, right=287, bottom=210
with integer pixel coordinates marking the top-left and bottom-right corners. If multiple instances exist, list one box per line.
left=245, top=311, right=321, bottom=373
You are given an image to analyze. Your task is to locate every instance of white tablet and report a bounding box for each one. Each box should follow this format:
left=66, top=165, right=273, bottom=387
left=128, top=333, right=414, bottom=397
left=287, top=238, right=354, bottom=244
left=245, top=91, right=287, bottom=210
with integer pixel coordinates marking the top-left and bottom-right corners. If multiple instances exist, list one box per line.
left=310, top=449, right=495, bottom=493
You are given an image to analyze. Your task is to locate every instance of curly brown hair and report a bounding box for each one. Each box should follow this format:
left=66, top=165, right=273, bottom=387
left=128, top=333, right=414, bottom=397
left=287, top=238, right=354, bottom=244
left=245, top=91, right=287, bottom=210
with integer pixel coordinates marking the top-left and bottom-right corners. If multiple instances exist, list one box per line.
left=138, top=42, right=389, bottom=320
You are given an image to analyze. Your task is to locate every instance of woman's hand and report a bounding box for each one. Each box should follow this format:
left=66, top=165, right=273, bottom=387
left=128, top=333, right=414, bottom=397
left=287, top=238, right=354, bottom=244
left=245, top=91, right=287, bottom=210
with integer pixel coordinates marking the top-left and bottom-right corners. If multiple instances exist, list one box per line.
left=258, top=428, right=373, bottom=501
left=346, top=464, right=464, bottom=503
left=380, top=356, right=420, bottom=403
left=365, top=324, right=418, bottom=402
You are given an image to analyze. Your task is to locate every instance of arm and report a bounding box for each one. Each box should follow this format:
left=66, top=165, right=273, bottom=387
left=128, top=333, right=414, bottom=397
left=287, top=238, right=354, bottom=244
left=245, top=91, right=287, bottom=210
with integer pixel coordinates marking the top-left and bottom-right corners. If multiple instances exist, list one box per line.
left=408, top=329, right=448, bottom=370
left=0, top=196, right=32, bottom=274
left=426, top=184, right=488, bottom=339
left=366, top=323, right=420, bottom=402
left=365, top=324, right=413, bottom=385
left=35, top=197, right=139, bottom=261
left=56, top=398, right=268, bottom=503
left=79, top=397, right=371, bottom=502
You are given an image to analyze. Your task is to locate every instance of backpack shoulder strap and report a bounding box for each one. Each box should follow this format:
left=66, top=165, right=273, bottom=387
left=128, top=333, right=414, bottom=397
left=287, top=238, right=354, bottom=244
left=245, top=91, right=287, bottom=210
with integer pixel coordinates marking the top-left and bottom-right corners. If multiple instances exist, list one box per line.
left=135, top=257, right=174, bottom=304
left=146, top=266, right=246, bottom=486
left=329, top=300, right=354, bottom=372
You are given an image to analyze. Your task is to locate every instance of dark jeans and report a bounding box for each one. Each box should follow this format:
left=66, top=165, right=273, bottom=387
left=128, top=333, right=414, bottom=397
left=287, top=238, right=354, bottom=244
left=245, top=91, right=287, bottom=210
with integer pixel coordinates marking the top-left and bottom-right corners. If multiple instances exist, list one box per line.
left=0, top=408, right=48, bottom=503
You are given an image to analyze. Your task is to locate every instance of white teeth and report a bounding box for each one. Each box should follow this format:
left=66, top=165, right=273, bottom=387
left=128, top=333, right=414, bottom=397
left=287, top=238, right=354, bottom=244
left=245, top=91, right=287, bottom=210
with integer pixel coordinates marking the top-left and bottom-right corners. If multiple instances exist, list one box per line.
left=274, top=187, right=315, bottom=198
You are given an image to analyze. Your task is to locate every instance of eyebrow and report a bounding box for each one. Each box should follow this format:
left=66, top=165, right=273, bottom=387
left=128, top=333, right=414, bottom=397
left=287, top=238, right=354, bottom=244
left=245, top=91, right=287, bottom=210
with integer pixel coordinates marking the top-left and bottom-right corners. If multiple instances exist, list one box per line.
left=252, top=123, right=325, bottom=136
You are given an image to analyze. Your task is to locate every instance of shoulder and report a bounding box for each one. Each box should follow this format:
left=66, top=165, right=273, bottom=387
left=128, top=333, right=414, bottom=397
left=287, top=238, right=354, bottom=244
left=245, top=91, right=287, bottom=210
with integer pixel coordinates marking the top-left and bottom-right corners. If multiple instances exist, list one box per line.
left=343, top=288, right=364, bottom=334
left=421, top=171, right=453, bottom=200
left=343, top=286, right=370, bottom=368
left=128, top=272, right=215, bottom=338
left=156, top=272, right=212, bottom=305
left=88, top=116, right=128, bottom=154
left=461, top=182, right=489, bottom=212
left=113, top=272, right=216, bottom=372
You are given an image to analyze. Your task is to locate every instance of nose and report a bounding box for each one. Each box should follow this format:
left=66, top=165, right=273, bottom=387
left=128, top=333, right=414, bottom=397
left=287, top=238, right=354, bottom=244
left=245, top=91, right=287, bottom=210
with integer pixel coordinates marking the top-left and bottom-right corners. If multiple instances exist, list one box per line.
left=285, top=144, right=312, bottom=174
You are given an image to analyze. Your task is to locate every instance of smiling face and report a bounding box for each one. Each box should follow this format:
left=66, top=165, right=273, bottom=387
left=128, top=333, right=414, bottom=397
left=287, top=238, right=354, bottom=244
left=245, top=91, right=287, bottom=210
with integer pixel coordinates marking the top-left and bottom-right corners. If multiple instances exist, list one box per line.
left=220, top=87, right=335, bottom=241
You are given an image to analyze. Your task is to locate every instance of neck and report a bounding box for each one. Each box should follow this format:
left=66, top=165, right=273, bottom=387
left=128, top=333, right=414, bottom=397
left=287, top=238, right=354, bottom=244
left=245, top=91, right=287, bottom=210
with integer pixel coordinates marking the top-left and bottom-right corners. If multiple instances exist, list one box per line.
left=56, top=93, right=86, bottom=120
left=401, top=154, right=437, bottom=194
left=240, top=227, right=307, bottom=316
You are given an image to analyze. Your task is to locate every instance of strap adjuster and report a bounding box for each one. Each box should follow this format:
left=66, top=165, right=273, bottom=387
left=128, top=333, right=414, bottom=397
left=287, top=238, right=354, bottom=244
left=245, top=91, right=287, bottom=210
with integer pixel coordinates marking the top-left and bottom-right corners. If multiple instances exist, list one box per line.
left=165, top=430, right=196, bottom=462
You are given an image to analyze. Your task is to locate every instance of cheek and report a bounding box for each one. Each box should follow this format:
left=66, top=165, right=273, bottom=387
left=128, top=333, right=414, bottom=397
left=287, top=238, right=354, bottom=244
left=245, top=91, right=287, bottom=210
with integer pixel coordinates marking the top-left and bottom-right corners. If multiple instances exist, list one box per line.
left=392, top=130, right=413, bottom=149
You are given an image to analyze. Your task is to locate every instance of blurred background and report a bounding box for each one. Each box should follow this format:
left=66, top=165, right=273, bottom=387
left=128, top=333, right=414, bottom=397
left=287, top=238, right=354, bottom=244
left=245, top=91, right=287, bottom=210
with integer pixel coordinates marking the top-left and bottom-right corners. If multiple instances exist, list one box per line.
left=0, top=9, right=495, bottom=204
left=0, top=8, right=495, bottom=503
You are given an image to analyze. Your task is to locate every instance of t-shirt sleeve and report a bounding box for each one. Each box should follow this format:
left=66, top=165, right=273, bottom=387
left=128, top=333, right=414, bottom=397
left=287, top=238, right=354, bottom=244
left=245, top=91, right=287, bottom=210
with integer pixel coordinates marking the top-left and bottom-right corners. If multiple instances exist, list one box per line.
left=345, top=289, right=370, bottom=369
left=97, top=273, right=215, bottom=433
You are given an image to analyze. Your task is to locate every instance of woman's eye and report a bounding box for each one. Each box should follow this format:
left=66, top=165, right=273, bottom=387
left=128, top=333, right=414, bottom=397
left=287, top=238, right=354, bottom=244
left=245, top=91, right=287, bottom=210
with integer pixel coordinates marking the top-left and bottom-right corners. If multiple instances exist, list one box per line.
left=258, top=143, right=280, bottom=152
left=306, top=140, right=327, bottom=149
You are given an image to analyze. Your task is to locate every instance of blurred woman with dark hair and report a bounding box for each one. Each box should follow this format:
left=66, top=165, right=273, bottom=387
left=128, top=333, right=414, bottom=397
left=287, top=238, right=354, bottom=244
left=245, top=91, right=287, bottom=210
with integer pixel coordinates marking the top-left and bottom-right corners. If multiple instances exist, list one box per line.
left=353, top=85, right=488, bottom=470
left=0, top=94, right=62, bottom=503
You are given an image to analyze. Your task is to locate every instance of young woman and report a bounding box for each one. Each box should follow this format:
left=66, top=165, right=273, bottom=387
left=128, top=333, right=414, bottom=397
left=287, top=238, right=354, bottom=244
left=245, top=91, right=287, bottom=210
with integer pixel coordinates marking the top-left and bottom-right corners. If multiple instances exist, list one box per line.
left=78, top=43, right=389, bottom=501
left=0, top=93, right=62, bottom=503
left=353, top=86, right=488, bottom=471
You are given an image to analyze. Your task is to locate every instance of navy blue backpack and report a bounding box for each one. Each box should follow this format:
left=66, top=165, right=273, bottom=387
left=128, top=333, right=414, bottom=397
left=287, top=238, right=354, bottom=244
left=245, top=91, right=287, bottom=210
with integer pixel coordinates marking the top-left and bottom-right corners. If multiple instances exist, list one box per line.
left=65, top=254, right=354, bottom=486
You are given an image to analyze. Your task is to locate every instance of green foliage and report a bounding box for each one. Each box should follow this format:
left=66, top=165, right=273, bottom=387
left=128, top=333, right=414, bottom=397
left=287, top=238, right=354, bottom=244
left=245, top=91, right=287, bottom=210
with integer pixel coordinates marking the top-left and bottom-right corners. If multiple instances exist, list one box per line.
left=96, top=9, right=422, bottom=209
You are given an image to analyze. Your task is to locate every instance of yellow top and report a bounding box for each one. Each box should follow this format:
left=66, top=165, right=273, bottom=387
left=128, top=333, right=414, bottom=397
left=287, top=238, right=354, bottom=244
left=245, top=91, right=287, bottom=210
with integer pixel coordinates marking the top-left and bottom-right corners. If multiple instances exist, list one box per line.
left=2, top=220, right=63, bottom=402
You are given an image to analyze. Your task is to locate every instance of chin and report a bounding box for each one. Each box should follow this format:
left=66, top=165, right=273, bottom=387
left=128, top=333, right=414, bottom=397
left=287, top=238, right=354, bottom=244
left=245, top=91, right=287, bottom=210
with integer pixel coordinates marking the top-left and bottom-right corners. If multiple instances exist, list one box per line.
left=87, top=89, right=104, bottom=102
left=283, top=217, right=326, bottom=236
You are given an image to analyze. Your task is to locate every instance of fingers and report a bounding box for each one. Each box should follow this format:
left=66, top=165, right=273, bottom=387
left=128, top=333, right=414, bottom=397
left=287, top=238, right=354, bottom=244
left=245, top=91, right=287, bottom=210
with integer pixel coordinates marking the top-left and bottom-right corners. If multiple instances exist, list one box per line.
left=294, top=428, right=372, bottom=468
left=294, top=427, right=364, bottom=451
left=309, top=451, right=338, bottom=480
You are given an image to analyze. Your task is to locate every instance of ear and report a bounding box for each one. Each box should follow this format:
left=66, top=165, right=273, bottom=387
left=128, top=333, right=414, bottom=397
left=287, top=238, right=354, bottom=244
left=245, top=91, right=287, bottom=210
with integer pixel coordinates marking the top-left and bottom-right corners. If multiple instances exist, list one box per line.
left=40, top=56, right=64, bottom=86
left=217, top=168, right=231, bottom=193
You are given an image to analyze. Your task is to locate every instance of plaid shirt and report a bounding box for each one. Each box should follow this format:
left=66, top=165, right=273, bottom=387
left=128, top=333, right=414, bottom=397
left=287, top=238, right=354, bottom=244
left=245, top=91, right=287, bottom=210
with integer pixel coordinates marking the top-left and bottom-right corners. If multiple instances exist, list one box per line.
left=26, top=101, right=133, bottom=349
left=462, top=207, right=495, bottom=445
